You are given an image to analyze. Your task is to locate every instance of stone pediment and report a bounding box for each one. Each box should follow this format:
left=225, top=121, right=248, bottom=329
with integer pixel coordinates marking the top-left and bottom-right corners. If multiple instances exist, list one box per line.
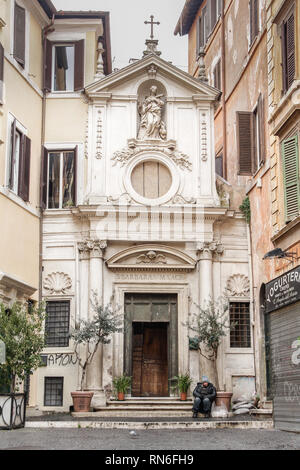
left=106, top=245, right=196, bottom=272
left=85, top=53, right=220, bottom=101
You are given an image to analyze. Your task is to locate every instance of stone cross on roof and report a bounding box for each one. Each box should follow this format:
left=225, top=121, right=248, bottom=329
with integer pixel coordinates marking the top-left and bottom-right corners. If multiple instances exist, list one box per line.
left=144, top=15, right=160, bottom=39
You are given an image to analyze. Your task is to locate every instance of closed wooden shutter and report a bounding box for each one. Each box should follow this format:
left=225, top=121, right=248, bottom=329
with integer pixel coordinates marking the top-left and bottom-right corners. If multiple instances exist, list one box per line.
left=286, top=13, right=295, bottom=91
left=257, top=93, right=265, bottom=166
left=74, top=40, right=84, bottom=91
left=9, top=119, right=17, bottom=188
left=237, top=112, right=253, bottom=175
left=18, top=135, right=31, bottom=202
left=73, top=146, right=77, bottom=206
left=41, top=147, right=48, bottom=210
left=211, top=0, right=217, bottom=30
left=196, top=16, right=201, bottom=54
left=44, top=39, right=52, bottom=92
left=14, top=3, right=26, bottom=66
left=0, top=42, right=4, bottom=104
left=282, top=135, right=300, bottom=222
left=213, top=60, right=221, bottom=89
left=250, top=0, right=259, bottom=44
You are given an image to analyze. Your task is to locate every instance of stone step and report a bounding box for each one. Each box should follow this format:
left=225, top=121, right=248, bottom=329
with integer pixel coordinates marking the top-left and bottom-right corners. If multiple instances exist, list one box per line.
left=107, top=400, right=193, bottom=407
left=97, top=405, right=193, bottom=411
left=250, top=409, right=273, bottom=416
left=73, top=410, right=195, bottom=418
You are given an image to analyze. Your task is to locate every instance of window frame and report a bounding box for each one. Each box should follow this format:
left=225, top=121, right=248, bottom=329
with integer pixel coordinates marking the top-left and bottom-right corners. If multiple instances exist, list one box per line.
left=229, top=301, right=252, bottom=350
left=51, top=42, right=75, bottom=93
left=44, top=300, right=71, bottom=349
left=6, top=114, right=31, bottom=202
left=44, top=377, right=64, bottom=407
left=46, top=148, right=77, bottom=210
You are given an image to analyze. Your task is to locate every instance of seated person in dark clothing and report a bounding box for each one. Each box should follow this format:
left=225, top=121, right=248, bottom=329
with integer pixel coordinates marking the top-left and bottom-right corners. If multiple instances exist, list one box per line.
left=192, top=376, right=216, bottom=418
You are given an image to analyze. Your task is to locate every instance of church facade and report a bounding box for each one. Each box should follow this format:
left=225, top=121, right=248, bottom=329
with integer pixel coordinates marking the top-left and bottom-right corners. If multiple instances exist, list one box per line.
left=36, top=39, right=255, bottom=411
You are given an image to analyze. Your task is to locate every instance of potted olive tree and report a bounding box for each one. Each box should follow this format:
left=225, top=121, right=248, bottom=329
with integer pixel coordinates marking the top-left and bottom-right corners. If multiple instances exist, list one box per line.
left=171, top=373, right=193, bottom=401
left=70, top=299, right=122, bottom=412
left=187, top=297, right=233, bottom=411
left=0, top=301, right=45, bottom=429
left=112, top=375, right=131, bottom=401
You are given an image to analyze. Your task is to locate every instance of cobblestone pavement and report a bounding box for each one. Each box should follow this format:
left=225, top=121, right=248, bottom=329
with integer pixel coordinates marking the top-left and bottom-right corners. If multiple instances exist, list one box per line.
left=0, top=428, right=299, bottom=450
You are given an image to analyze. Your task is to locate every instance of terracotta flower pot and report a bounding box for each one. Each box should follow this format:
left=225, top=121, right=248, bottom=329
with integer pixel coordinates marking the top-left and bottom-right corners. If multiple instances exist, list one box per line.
left=71, top=392, right=94, bottom=412
left=180, top=392, right=187, bottom=401
left=215, top=391, right=233, bottom=411
left=118, top=392, right=125, bottom=401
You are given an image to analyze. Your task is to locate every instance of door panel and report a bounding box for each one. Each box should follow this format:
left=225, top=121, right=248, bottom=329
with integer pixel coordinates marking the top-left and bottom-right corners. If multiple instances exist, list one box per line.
left=132, top=323, right=168, bottom=397
left=125, top=293, right=178, bottom=396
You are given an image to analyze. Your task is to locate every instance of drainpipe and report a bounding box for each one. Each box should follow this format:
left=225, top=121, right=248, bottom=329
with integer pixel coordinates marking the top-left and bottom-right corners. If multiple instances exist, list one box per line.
left=39, top=16, right=55, bottom=304
left=221, top=1, right=227, bottom=180
left=247, top=222, right=258, bottom=397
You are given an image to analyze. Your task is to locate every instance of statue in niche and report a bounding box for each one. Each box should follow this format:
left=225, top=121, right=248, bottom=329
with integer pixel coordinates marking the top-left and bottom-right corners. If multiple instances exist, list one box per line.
left=138, top=85, right=167, bottom=140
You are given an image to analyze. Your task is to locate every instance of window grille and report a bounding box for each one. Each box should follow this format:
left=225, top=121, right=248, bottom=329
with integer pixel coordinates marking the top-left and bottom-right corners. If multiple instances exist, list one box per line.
left=44, top=377, right=64, bottom=407
left=45, top=301, right=70, bottom=347
left=230, top=302, right=251, bottom=348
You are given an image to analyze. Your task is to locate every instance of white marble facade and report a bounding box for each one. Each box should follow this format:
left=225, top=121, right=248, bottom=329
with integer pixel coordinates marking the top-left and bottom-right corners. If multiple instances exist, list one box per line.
left=37, top=53, right=255, bottom=411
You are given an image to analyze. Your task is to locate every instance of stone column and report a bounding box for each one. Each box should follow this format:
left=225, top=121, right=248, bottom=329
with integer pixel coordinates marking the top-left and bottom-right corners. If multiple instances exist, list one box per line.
left=77, top=242, right=91, bottom=391
left=197, top=241, right=224, bottom=384
left=86, top=240, right=107, bottom=408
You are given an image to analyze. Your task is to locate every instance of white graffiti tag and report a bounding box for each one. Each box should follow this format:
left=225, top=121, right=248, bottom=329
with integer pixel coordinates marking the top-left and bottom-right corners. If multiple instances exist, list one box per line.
left=284, top=381, right=300, bottom=405
left=291, top=339, right=300, bottom=366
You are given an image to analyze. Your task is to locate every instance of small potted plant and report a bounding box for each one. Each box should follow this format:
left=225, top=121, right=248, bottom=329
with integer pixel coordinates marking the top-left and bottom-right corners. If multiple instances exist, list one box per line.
left=171, top=373, right=193, bottom=401
left=70, top=298, right=122, bottom=412
left=113, top=375, right=131, bottom=401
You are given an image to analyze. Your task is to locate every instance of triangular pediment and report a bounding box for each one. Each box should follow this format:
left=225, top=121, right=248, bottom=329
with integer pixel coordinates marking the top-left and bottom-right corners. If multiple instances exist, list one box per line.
left=106, top=245, right=196, bottom=271
left=85, top=53, right=220, bottom=101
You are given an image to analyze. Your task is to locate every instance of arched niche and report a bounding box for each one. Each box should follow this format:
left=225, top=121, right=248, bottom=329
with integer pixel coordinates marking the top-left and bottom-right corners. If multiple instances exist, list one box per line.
left=137, top=80, right=167, bottom=139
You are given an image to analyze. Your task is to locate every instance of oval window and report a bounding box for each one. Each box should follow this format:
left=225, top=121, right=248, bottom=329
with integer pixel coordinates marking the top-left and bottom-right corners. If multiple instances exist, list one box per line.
left=131, top=161, right=172, bottom=199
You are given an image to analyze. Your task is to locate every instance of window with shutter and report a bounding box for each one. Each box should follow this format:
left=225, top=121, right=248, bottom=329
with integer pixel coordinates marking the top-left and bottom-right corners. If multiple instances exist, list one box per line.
left=46, top=149, right=77, bottom=209
left=281, top=12, right=295, bottom=93
left=237, top=112, right=253, bottom=175
left=50, top=40, right=84, bottom=92
left=14, top=2, right=26, bottom=67
left=282, top=135, right=300, bottom=222
left=0, top=42, right=4, bottom=104
left=8, top=118, right=31, bottom=202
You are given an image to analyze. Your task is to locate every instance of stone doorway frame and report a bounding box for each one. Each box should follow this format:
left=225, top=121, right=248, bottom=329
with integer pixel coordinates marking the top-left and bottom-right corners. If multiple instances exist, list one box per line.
left=112, top=281, right=190, bottom=385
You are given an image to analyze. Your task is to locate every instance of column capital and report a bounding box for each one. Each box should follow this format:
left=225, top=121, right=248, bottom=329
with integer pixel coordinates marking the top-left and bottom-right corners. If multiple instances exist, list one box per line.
left=78, top=239, right=107, bottom=260
left=197, top=241, right=224, bottom=260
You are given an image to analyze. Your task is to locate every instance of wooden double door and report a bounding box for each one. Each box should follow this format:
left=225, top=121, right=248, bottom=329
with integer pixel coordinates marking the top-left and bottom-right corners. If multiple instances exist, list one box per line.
left=124, top=294, right=178, bottom=397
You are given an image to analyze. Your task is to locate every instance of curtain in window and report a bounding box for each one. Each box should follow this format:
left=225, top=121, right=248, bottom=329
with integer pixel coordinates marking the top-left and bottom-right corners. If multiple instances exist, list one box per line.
left=48, top=153, right=60, bottom=208
left=62, top=152, right=74, bottom=208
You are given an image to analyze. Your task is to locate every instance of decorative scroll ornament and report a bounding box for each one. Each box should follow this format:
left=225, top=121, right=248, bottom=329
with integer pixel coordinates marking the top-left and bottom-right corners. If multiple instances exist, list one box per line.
left=112, top=141, right=192, bottom=171
left=226, top=274, right=250, bottom=297
left=136, top=250, right=167, bottom=265
left=43, top=272, right=72, bottom=295
left=171, top=195, right=197, bottom=205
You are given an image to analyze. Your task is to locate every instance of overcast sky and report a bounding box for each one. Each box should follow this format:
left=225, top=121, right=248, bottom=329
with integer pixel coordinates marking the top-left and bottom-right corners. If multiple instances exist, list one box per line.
left=52, top=0, right=188, bottom=71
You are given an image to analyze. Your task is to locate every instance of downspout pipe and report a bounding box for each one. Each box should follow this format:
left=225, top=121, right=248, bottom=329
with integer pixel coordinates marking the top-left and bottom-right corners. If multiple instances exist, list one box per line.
left=221, top=2, right=227, bottom=180
left=39, top=15, right=55, bottom=304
